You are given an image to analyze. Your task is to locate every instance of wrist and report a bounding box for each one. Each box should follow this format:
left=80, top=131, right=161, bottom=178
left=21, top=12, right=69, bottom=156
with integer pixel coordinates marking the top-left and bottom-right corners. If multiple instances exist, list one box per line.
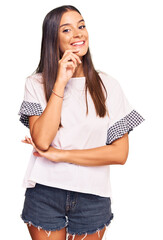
left=54, top=79, right=66, bottom=90
left=52, top=81, right=65, bottom=98
left=60, top=149, right=71, bottom=163
left=53, top=81, right=65, bottom=91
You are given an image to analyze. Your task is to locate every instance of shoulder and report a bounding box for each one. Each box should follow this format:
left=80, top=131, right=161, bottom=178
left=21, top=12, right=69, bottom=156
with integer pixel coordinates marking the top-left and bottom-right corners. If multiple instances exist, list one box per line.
left=26, top=72, right=44, bottom=85
left=98, top=71, right=122, bottom=94
left=25, top=73, right=44, bottom=94
left=24, top=72, right=46, bottom=104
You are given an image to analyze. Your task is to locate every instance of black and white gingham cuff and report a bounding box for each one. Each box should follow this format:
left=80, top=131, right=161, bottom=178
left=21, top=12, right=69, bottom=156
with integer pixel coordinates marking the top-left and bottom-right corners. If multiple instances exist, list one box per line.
left=18, top=100, right=43, bottom=128
left=106, top=110, right=145, bottom=145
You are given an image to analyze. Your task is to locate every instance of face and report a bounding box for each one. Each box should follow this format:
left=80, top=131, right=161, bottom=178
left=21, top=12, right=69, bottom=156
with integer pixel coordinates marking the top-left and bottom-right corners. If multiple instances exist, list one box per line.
left=58, top=10, right=89, bottom=58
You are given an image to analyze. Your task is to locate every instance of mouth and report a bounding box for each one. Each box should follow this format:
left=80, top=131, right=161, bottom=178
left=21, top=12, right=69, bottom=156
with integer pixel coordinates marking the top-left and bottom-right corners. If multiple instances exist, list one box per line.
left=71, top=41, right=85, bottom=47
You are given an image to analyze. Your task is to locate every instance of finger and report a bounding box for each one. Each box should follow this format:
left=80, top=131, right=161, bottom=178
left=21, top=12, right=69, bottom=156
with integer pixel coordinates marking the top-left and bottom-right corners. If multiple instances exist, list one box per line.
left=25, top=136, right=30, bottom=140
left=26, top=137, right=32, bottom=144
left=62, top=51, right=82, bottom=64
left=33, top=152, right=41, bottom=157
left=71, top=52, right=82, bottom=64
left=29, top=139, right=36, bottom=148
left=21, top=140, right=31, bottom=144
left=25, top=136, right=33, bottom=145
left=30, top=140, right=41, bottom=154
left=64, top=62, right=76, bottom=72
left=63, top=49, right=81, bottom=57
left=24, top=137, right=35, bottom=147
left=64, top=60, right=76, bottom=68
left=62, top=49, right=74, bottom=57
left=70, top=54, right=82, bottom=67
left=66, top=55, right=78, bottom=70
left=22, top=138, right=31, bottom=143
left=24, top=136, right=31, bottom=143
left=69, top=52, right=82, bottom=65
left=59, top=57, right=77, bottom=71
left=62, top=53, right=77, bottom=66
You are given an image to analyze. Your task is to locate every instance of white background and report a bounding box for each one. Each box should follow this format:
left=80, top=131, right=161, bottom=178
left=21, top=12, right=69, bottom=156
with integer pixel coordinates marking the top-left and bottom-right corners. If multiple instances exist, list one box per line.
left=0, top=0, right=162, bottom=239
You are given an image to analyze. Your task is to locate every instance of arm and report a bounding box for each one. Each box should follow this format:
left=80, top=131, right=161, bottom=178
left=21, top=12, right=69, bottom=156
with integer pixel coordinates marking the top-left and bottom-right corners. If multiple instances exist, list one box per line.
left=29, top=81, right=65, bottom=151
left=29, top=50, right=81, bottom=151
left=62, top=133, right=129, bottom=166
left=24, top=133, right=129, bottom=166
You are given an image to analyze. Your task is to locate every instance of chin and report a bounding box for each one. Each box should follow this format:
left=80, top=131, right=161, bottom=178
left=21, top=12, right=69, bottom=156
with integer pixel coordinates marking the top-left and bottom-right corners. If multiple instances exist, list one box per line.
left=75, top=49, right=88, bottom=57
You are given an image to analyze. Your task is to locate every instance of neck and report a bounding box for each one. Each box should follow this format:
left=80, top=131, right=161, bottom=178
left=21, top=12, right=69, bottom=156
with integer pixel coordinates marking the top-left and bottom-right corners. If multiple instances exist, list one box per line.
left=72, top=63, right=84, bottom=78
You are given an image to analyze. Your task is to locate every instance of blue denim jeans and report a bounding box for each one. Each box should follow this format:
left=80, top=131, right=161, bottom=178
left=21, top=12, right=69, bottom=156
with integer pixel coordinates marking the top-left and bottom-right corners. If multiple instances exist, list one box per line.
left=21, top=183, right=113, bottom=238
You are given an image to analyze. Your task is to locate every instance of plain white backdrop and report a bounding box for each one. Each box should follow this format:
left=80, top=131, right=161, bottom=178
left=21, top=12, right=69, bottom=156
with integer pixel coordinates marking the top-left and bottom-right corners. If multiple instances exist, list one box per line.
left=0, top=0, right=162, bottom=239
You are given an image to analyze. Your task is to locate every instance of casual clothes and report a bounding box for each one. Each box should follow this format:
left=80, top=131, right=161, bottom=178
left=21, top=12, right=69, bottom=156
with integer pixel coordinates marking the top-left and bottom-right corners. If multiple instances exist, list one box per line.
left=18, top=72, right=144, bottom=197
left=21, top=183, right=113, bottom=236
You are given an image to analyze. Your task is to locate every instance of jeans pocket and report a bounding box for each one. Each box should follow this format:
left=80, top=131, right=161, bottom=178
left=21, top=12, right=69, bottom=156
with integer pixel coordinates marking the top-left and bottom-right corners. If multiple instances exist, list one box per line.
left=80, top=192, right=110, bottom=201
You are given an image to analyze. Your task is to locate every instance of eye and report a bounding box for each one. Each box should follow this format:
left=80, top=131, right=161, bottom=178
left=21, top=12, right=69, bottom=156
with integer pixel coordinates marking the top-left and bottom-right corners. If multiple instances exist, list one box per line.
left=79, top=25, right=86, bottom=29
left=63, top=29, right=71, bottom=33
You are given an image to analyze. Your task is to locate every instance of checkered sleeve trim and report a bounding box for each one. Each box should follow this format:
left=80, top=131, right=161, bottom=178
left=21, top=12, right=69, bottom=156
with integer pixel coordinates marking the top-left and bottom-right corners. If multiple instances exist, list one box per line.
left=18, top=100, right=43, bottom=128
left=106, top=110, right=145, bottom=145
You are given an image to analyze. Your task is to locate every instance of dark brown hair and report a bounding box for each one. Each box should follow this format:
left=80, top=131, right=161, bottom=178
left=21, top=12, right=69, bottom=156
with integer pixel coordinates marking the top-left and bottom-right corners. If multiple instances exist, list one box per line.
left=35, top=5, right=108, bottom=117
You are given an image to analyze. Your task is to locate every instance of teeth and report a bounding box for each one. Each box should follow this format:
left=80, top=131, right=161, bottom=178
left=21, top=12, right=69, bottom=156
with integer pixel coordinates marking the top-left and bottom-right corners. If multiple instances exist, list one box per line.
left=72, top=41, right=84, bottom=46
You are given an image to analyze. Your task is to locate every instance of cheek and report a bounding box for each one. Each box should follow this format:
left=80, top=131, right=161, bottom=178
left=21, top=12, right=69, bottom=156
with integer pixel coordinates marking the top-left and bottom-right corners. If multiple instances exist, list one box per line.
left=85, top=32, right=89, bottom=46
left=85, top=29, right=89, bottom=39
left=59, top=35, right=71, bottom=52
left=85, top=35, right=89, bottom=50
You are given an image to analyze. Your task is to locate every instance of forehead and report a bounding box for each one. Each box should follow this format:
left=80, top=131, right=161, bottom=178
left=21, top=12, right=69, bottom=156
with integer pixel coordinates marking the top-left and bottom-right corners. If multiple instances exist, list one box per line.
left=60, top=10, right=83, bottom=25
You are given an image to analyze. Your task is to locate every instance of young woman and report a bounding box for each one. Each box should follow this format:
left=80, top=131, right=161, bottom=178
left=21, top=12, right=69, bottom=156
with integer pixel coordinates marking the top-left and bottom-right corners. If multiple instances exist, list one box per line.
left=18, top=5, right=144, bottom=240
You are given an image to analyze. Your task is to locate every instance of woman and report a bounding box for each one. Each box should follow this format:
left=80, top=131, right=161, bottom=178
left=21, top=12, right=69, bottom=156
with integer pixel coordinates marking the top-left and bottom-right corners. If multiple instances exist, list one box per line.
left=18, top=5, right=144, bottom=240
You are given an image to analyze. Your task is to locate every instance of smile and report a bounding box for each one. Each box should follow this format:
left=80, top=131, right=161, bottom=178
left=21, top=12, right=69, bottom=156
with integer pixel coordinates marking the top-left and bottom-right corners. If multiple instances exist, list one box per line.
left=71, top=41, right=85, bottom=46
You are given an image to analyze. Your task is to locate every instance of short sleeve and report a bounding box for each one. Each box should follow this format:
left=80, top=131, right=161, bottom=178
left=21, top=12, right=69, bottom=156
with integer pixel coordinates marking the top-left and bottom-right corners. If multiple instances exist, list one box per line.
left=18, top=74, right=45, bottom=128
left=101, top=73, right=145, bottom=145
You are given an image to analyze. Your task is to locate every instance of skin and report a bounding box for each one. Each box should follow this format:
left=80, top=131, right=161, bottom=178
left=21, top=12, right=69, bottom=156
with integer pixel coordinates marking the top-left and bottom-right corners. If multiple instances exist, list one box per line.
left=22, top=133, right=129, bottom=166
left=22, top=10, right=129, bottom=240
left=27, top=224, right=106, bottom=240
left=30, top=10, right=89, bottom=151
left=58, top=10, right=89, bottom=78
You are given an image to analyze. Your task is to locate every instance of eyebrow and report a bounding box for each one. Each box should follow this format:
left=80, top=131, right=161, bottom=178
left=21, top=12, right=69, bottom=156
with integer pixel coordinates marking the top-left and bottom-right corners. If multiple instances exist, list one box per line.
left=60, top=19, right=85, bottom=28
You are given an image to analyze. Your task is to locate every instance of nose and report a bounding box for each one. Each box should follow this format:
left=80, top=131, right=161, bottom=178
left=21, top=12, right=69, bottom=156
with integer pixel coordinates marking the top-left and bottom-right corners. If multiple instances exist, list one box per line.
left=73, top=28, right=83, bottom=38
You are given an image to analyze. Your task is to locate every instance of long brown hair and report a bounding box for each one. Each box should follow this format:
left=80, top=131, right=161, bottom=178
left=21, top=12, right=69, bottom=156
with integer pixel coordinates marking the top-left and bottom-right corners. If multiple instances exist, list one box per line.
left=35, top=5, right=108, bottom=117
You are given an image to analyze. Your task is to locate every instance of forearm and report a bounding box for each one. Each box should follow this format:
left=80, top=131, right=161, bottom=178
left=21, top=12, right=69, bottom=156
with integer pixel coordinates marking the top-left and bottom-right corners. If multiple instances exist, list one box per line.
left=31, top=81, right=65, bottom=150
left=31, top=133, right=129, bottom=166
left=62, top=143, right=129, bottom=166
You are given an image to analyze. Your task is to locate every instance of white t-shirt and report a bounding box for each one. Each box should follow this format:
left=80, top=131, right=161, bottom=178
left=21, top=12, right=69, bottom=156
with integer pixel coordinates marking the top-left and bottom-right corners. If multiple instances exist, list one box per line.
left=18, top=72, right=144, bottom=197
